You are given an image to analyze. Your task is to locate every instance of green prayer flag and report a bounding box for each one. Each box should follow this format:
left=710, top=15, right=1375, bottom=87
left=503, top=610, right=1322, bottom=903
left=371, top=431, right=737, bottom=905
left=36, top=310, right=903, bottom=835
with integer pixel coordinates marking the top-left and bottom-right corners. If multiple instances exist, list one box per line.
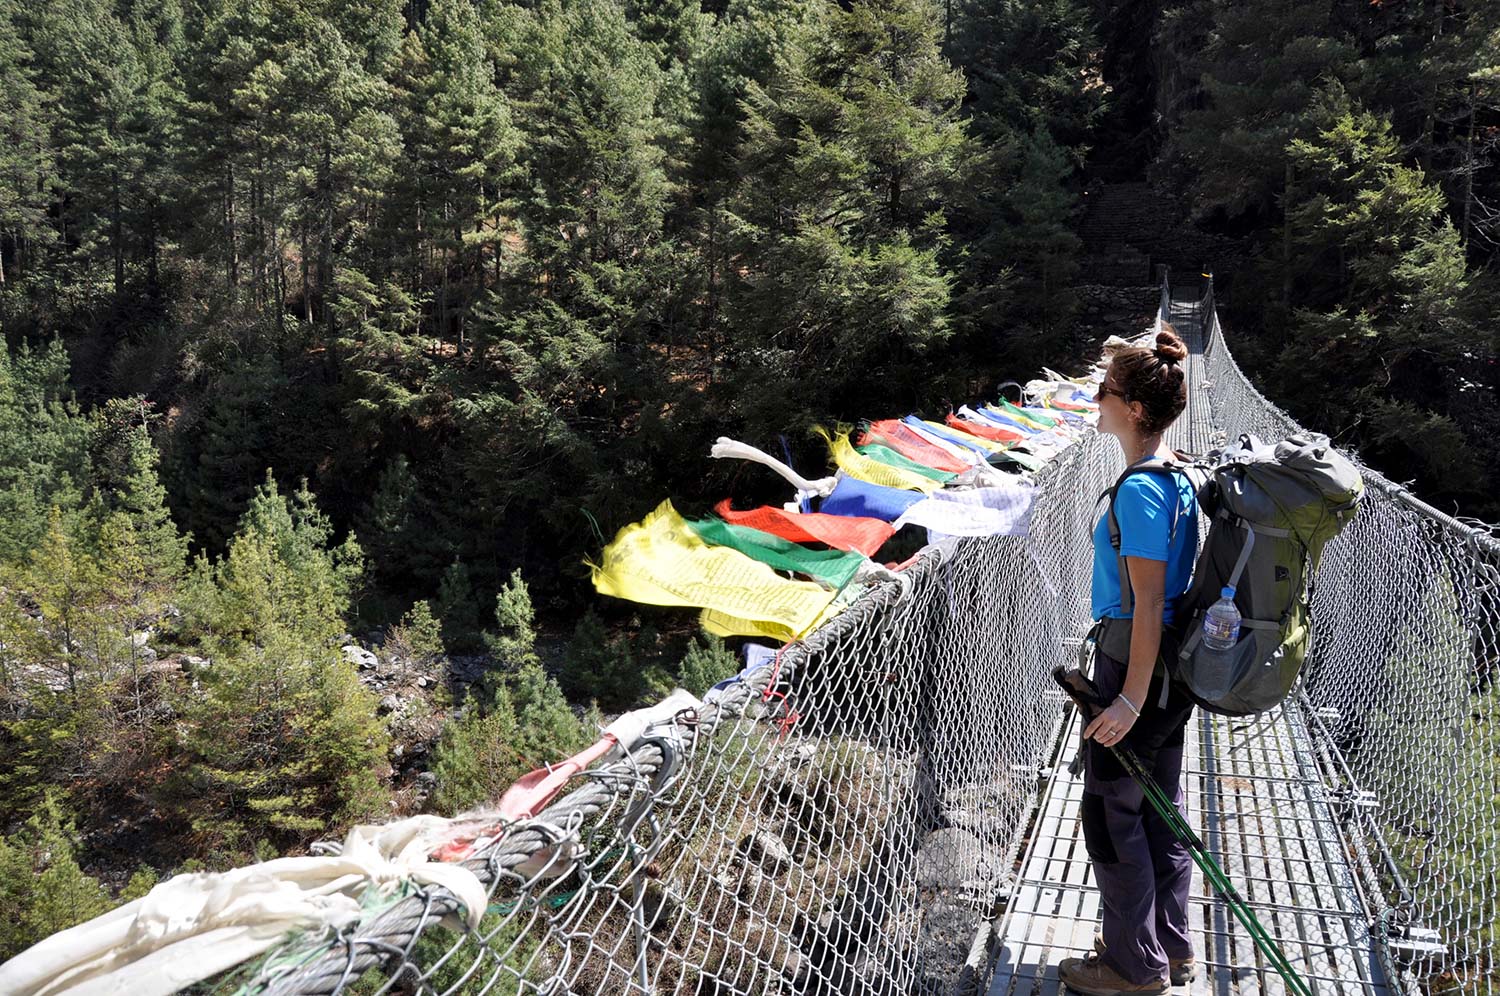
left=855, top=443, right=958, bottom=483
left=686, top=517, right=866, bottom=588
left=999, top=398, right=1059, bottom=429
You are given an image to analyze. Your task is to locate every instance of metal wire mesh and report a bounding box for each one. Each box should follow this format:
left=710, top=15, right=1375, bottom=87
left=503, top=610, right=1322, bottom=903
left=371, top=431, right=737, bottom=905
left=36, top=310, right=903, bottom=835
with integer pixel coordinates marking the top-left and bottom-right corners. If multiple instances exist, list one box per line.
left=219, top=430, right=1120, bottom=996
left=204, top=277, right=1499, bottom=996
left=1198, top=288, right=1500, bottom=994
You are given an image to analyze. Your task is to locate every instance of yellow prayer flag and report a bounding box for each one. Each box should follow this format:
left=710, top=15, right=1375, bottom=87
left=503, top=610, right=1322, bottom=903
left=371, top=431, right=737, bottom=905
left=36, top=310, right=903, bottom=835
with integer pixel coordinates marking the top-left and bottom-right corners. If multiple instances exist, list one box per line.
left=590, top=501, right=836, bottom=639
left=701, top=609, right=799, bottom=642
left=818, top=427, right=941, bottom=493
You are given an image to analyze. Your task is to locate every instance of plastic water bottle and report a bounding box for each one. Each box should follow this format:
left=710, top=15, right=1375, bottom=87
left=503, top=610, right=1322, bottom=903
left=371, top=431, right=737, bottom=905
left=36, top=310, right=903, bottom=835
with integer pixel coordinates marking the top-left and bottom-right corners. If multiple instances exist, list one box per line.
left=1202, top=586, right=1242, bottom=651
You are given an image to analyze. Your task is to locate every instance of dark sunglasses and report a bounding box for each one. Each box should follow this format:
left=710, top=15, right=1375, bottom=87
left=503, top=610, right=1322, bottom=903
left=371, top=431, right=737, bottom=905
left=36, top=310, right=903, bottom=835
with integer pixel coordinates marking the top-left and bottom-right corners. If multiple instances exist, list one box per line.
left=1098, top=384, right=1127, bottom=402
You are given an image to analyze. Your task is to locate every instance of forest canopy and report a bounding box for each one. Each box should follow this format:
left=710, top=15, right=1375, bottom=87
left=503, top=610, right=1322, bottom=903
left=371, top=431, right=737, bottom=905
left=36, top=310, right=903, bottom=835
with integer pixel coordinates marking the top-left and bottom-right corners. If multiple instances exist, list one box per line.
left=0, top=0, right=1497, bottom=959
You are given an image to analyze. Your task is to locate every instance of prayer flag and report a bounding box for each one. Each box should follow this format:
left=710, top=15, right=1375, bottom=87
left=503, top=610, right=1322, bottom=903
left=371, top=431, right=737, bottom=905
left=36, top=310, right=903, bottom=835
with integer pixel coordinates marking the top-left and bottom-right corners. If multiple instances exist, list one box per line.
left=714, top=500, right=896, bottom=556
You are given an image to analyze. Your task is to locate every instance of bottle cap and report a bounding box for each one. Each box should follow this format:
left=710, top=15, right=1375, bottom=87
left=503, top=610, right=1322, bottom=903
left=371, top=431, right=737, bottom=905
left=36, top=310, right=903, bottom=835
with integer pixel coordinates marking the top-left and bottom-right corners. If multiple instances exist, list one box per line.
left=1221, top=586, right=1236, bottom=599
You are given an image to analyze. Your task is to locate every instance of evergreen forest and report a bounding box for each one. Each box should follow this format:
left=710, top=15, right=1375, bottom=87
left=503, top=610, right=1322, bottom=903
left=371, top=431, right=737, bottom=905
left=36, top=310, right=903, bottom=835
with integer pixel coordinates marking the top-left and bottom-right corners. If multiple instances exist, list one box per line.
left=0, top=0, right=1497, bottom=962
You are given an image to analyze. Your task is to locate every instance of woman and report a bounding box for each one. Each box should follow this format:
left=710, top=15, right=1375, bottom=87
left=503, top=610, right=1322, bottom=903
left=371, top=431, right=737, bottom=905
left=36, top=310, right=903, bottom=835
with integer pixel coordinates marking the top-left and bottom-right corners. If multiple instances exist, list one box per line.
left=1059, top=327, right=1198, bottom=995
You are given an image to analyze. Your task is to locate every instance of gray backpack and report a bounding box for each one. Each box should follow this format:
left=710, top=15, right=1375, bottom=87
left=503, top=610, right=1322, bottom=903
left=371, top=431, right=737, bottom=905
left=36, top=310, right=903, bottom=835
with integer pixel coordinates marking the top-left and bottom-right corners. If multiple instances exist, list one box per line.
left=1101, top=432, right=1363, bottom=716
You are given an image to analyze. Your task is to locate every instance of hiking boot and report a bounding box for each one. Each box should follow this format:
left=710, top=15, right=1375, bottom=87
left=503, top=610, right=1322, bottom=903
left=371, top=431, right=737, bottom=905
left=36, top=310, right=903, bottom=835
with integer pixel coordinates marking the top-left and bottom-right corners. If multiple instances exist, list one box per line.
left=1093, top=934, right=1197, bottom=985
left=1058, top=953, right=1168, bottom=996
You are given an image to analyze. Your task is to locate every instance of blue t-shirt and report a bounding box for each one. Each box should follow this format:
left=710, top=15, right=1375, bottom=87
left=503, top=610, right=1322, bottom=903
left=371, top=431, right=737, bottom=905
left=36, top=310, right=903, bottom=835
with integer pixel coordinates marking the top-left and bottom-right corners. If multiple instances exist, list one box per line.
left=1090, top=467, right=1198, bottom=624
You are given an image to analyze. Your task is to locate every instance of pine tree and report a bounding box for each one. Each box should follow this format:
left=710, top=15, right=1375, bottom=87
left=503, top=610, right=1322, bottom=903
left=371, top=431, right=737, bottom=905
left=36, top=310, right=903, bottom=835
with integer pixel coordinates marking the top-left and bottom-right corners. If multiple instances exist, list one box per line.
left=561, top=609, right=644, bottom=711
left=1270, top=92, right=1489, bottom=509
left=280, top=13, right=401, bottom=341
left=0, top=340, right=91, bottom=566
left=723, top=0, right=968, bottom=426
left=488, top=569, right=540, bottom=671
left=363, top=453, right=443, bottom=586
left=0, top=2, right=55, bottom=287
left=0, top=793, right=112, bottom=961
left=171, top=355, right=289, bottom=550
left=940, top=0, right=1093, bottom=363
left=179, top=0, right=398, bottom=334
left=391, top=0, right=519, bottom=351
left=1159, top=0, right=1355, bottom=221
left=945, top=0, right=1099, bottom=150
left=677, top=0, right=814, bottom=391
left=113, top=427, right=189, bottom=594
left=430, top=662, right=594, bottom=816
left=175, top=474, right=386, bottom=854
left=86, top=421, right=188, bottom=752
left=677, top=634, right=737, bottom=697
left=447, top=0, right=689, bottom=562
left=383, top=598, right=444, bottom=678
left=437, top=557, right=482, bottom=652
left=0, top=508, right=121, bottom=818
left=29, top=0, right=160, bottom=298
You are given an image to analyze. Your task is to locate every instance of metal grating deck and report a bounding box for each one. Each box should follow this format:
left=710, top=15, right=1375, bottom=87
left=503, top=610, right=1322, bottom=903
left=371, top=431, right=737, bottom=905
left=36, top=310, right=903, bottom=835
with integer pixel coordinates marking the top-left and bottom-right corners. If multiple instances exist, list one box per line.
left=987, top=707, right=1391, bottom=995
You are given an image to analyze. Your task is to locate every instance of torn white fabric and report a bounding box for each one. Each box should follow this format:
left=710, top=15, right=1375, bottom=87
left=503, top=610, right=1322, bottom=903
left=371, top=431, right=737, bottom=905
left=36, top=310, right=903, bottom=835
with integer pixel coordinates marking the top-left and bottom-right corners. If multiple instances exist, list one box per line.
left=853, top=560, right=900, bottom=584
left=601, top=688, right=702, bottom=762
left=490, top=687, right=703, bottom=825
left=893, top=481, right=1036, bottom=540
left=710, top=438, right=836, bottom=502
left=0, top=815, right=485, bottom=996
left=948, top=464, right=1023, bottom=490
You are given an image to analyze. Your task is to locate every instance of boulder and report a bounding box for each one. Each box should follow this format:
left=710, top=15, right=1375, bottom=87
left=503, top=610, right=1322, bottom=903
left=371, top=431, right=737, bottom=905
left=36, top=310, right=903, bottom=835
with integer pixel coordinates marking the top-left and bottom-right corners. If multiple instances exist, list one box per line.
left=738, top=830, right=793, bottom=876
left=342, top=645, right=378, bottom=670
left=129, top=632, right=157, bottom=663
left=916, top=828, right=1002, bottom=891
left=940, top=783, right=1021, bottom=848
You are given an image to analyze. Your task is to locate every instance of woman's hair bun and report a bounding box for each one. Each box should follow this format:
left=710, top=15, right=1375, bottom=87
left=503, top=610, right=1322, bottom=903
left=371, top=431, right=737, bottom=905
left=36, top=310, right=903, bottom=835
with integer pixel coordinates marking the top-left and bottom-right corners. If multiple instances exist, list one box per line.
left=1154, top=329, right=1187, bottom=364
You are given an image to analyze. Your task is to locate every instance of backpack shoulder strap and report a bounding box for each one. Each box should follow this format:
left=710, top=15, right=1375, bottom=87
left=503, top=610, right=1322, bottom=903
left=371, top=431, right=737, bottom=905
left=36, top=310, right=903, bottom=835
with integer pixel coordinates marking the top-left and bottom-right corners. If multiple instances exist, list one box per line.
left=1097, top=451, right=1203, bottom=616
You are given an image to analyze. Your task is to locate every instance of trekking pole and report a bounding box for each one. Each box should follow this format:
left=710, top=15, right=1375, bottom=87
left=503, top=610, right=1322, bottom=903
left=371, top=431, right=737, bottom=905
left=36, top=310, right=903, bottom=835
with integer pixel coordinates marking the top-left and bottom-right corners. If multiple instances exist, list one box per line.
left=1052, top=667, right=1315, bottom=996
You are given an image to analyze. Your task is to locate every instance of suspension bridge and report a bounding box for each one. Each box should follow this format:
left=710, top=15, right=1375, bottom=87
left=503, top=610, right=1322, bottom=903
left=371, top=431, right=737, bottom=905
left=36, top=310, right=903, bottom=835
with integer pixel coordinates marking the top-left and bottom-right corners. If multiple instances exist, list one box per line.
left=4, top=277, right=1497, bottom=996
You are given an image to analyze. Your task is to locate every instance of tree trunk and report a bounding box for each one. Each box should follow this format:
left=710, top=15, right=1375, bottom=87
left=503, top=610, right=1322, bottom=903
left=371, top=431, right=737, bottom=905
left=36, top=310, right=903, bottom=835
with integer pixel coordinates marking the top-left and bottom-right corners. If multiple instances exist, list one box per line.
left=439, top=197, right=450, bottom=347
left=252, top=174, right=264, bottom=311
left=1462, top=91, right=1477, bottom=248
left=272, top=184, right=286, bottom=342
left=1419, top=0, right=1444, bottom=173
left=455, top=218, right=465, bottom=352
left=112, top=168, right=124, bottom=295
left=302, top=218, right=313, bottom=323
left=1282, top=161, right=1294, bottom=307
left=147, top=205, right=159, bottom=297
left=320, top=139, right=334, bottom=338
left=226, top=163, right=239, bottom=290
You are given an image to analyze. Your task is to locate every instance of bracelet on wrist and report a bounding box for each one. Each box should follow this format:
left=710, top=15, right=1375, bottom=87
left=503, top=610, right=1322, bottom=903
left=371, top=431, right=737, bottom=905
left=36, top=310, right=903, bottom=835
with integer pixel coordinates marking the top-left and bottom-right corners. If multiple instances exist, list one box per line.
left=1116, top=692, right=1141, bottom=718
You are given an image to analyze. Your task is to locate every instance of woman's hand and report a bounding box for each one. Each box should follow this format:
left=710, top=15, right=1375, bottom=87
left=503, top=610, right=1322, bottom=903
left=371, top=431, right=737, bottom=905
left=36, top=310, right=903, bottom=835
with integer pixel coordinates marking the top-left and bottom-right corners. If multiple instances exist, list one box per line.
left=1084, top=697, right=1140, bottom=747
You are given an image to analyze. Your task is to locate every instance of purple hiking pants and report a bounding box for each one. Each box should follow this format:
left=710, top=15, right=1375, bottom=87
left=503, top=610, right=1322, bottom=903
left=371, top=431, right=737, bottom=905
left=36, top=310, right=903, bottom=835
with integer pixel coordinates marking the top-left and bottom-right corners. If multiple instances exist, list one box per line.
left=1080, top=649, right=1195, bottom=984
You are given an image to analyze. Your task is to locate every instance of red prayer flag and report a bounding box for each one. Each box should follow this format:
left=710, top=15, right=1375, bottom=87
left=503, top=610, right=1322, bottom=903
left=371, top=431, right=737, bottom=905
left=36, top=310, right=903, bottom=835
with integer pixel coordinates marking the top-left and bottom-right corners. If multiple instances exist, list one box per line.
left=945, top=413, right=1027, bottom=444
left=859, top=419, right=973, bottom=474
left=714, top=500, right=896, bottom=557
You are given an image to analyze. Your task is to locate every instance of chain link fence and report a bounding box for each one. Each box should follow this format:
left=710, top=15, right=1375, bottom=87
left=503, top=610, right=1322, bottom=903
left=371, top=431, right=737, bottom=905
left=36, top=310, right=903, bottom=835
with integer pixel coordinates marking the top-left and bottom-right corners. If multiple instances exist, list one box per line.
left=1198, top=281, right=1500, bottom=994
left=221, top=419, right=1122, bottom=995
